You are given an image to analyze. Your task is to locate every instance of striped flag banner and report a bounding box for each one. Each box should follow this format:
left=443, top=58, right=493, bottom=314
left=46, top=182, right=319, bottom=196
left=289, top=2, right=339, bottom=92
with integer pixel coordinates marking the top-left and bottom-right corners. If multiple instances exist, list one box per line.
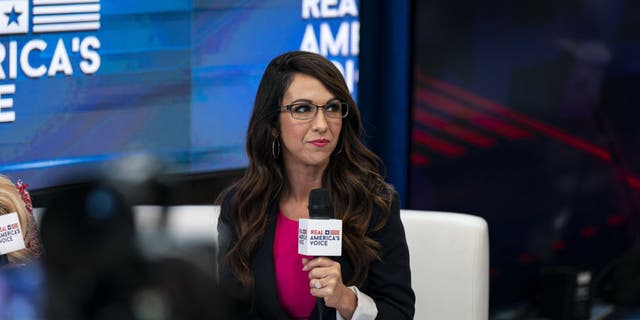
left=32, top=0, right=100, bottom=33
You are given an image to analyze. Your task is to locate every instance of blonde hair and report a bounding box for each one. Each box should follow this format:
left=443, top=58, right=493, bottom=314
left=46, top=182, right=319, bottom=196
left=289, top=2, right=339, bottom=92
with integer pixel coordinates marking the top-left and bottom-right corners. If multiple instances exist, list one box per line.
left=0, top=174, right=41, bottom=264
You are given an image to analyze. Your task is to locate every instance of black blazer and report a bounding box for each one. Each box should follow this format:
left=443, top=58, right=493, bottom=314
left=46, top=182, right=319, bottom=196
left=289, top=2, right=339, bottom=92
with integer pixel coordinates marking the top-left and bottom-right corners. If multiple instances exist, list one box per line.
left=217, top=192, right=415, bottom=319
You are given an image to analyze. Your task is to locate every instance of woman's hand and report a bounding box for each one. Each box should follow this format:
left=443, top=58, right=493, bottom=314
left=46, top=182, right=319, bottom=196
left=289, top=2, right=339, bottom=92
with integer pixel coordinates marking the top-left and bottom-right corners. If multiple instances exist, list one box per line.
left=302, top=257, right=357, bottom=319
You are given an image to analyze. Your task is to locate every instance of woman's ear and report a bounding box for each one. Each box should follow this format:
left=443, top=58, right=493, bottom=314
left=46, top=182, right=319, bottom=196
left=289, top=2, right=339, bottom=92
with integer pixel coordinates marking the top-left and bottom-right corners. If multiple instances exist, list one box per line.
left=271, top=127, right=279, bottom=139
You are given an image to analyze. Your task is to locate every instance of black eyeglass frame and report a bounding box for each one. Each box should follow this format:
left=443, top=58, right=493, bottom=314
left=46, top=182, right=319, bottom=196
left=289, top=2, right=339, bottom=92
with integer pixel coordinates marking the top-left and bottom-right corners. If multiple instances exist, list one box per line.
left=279, top=101, right=349, bottom=120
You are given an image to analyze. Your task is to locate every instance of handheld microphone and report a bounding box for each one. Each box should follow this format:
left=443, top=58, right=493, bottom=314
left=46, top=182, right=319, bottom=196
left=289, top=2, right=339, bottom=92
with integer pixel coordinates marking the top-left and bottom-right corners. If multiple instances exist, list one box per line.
left=0, top=212, right=26, bottom=266
left=298, top=188, right=343, bottom=319
left=299, top=188, right=342, bottom=256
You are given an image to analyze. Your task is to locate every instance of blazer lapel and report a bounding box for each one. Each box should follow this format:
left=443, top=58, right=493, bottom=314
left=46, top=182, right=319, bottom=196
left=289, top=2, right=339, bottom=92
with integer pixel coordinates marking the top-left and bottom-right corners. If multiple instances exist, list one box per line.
left=253, top=203, right=290, bottom=319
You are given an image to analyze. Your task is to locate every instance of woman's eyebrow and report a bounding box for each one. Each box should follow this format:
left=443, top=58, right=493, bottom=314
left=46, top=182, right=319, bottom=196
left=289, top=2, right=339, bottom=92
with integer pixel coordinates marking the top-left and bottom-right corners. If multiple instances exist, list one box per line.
left=287, top=98, right=313, bottom=104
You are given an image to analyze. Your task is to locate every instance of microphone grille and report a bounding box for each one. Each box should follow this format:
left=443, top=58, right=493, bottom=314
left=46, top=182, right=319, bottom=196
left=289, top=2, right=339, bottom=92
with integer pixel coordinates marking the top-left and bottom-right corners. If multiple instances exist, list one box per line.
left=308, top=188, right=333, bottom=219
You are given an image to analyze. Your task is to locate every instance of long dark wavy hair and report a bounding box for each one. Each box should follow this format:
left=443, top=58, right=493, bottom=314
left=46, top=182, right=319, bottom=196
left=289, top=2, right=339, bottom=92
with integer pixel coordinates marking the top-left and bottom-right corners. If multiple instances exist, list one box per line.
left=217, top=51, right=395, bottom=289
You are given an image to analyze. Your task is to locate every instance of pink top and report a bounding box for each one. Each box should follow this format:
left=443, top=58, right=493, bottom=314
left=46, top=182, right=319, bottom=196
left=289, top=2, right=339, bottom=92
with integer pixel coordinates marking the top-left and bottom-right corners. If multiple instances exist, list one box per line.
left=274, top=211, right=316, bottom=320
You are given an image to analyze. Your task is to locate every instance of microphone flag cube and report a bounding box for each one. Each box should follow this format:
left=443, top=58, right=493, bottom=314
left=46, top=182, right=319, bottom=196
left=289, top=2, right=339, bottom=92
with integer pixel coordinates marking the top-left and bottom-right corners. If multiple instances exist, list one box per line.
left=0, top=212, right=25, bottom=254
left=298, top=218, right=342, bottom=256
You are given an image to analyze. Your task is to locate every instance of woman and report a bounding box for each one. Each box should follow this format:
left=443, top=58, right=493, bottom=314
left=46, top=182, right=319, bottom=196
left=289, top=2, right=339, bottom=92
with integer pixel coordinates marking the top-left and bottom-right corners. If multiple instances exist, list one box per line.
left=217, top=51, right=414, bottom=319
left=0, top=174, right=42, bottom=265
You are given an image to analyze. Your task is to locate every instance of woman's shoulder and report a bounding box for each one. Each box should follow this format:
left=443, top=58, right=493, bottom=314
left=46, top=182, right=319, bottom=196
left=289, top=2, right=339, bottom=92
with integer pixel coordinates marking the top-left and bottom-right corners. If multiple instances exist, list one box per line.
left=374, top=185, right=399, bottom=211
left=216, top=187, right=241, bottom=223
left=216, top=185, right=240, bottom=206
left=368, top=188, right=400, bottom=227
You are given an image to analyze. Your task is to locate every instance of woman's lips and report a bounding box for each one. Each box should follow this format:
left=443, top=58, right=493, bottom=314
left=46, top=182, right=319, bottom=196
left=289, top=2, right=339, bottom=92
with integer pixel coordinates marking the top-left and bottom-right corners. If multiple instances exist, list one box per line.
left=309, top=139, right=329, bottom=147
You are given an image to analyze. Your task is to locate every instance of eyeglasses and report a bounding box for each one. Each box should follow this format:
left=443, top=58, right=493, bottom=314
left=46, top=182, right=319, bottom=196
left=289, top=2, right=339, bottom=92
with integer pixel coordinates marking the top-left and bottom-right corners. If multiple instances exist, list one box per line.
left=280, top=101, right=349, bottom=120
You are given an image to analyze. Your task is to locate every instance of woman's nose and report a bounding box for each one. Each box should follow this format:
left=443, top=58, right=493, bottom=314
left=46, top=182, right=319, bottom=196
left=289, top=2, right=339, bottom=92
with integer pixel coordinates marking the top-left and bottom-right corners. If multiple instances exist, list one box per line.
left=311, top=108, right=329, bottom=130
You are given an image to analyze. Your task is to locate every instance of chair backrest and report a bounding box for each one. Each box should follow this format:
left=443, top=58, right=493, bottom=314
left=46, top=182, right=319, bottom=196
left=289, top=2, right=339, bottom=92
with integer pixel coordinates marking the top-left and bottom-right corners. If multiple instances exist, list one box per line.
left=133, top=205, right=220, bottom=244
left=132, top=206, right=489, bottom=319
left=401, top=210, right=489, bottom=320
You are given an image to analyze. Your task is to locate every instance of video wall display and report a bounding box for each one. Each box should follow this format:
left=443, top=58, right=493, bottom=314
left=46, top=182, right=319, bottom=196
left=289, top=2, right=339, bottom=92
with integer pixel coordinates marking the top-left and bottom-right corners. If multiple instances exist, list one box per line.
left=410, top=0, right=640, bottom=313
left=0, top=0, right=360, bottom=189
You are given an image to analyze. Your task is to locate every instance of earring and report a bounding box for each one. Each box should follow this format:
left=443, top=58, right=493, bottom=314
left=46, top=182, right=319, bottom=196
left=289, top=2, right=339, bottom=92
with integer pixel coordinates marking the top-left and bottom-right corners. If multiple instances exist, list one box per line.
left=272, top=138, right=281, bottom=159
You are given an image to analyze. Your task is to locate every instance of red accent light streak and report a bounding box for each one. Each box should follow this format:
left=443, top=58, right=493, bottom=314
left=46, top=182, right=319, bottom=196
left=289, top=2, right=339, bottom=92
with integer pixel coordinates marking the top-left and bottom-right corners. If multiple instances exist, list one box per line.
left=415, top=89, right=533, bottom=140
left=414, top=108, right=496, bottom=148
left=411, top=153, right=430, bottom=166
left=416, top=72, right=640, bottom=190
left=607, top=214, right=625, bottom=227
left=579, top=226, right=598, bottom=238
left=412, top=129, right=466, bottom=157
left=417, top=72, right=611, bottom=162
left=628, top=176, right=640, bottom=189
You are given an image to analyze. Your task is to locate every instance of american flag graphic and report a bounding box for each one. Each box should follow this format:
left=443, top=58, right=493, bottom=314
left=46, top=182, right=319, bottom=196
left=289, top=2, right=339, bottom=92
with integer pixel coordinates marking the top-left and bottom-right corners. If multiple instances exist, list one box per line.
left=32, top=0, right=100, bottom=33
left=0, top=0, right=29, bottom=35
left=329, top=230, right=340, bottom=235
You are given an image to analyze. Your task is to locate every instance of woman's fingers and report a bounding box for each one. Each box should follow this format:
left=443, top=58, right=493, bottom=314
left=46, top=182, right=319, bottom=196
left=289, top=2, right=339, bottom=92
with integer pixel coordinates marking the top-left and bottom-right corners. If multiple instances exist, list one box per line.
left=310, top=277, right=339, bottom=298
left=305, top=257, right=346, bottom=309
left=302, top=258, right=357, bottom=315
left=302, top=256, right=334, bottom=271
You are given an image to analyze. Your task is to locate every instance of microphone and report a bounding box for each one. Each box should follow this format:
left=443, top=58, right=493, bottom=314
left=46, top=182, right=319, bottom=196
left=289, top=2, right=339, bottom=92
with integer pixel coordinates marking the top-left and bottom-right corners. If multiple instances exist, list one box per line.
left=299, top=188, right=342, bottom=256
left=298, top=188, right=343, bottom=319
left=0, top=212, right=26, bottom=266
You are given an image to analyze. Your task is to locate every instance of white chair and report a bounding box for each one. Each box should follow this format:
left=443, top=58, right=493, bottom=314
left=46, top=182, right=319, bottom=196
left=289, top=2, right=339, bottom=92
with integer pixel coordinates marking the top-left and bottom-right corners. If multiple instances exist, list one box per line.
left=132, top=206, right=489, bottom=319
left=133, top=205, right=219, bottom=244
left=401, top=210, right=489, bottom=320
